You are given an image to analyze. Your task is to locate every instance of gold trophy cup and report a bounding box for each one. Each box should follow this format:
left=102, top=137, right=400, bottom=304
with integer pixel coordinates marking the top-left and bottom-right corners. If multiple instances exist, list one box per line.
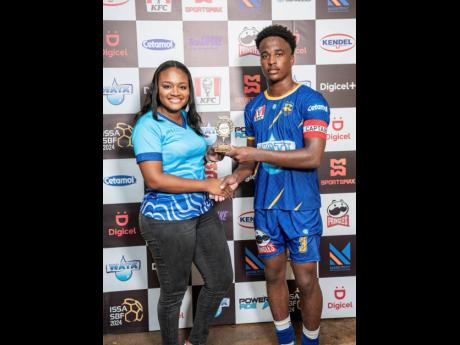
left=213, top=116, right=234, bottom=153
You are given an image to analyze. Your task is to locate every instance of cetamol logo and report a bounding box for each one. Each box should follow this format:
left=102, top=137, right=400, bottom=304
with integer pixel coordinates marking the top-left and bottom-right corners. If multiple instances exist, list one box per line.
left=327, top=116, right=351, bottom=142
left=104, top=175, right=137, bottom=187
left=239, top=296, right=269, bottom=310
left=288, top=287, right=301, bottom=313
left=109, top=298, right=144, bottom=327
left=106, top=255, right=141, bottom=281
left=104, top=0, right=130, bottom=6
left=328, top=0, right=350, bottom=13
left=146, top=0, right=172, bottom=12
left=327, top=199, right=350, bottom=227
left=329, top=242, right=351, bottom=272
left=108, top=211, right=138, bottom=237
left=320, top=34, right=355, bottom=53
left=328, top=286, right=353, bottom=311
left=103, top=79, right=133, bottom=106
left=201, top=124, right=217, bottom=146
left=330, top=158, right=346, bottom=177
left=194, top=77, right=221, bottom=105
left=245, top=247, right=265, bottom=276
left=239, top=211, right=254, bottom=229
left=240, top=0, right=262, bottom=10
left=255, top=229, right=277, bottom=254
left=185, top=0, right=223, bottom=13
left=234, top=126, right=246, bottom=138
left=142, top=39, right=175, bottom=51
left=103, top=122, right=133, bottom=151
left=239, top=27, right=259, bottom=56
left=214, top=297, right=230, bottom=318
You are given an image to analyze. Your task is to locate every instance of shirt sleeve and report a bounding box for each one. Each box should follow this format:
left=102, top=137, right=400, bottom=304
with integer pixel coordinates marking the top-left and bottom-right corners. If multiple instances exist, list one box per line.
left=244, top=103, right=255, bottom=140
left=301, top=92, right=330, bottom=140
left=132, top=118, right=163, bottom=163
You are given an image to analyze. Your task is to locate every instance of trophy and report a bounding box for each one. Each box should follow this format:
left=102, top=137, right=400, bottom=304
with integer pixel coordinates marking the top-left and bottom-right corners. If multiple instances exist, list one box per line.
left=213, top=116, right=234, bottom=153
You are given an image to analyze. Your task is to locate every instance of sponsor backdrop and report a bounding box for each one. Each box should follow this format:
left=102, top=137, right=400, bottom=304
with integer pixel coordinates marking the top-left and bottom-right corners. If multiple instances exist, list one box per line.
left=103, top=0, right=356, bottom=335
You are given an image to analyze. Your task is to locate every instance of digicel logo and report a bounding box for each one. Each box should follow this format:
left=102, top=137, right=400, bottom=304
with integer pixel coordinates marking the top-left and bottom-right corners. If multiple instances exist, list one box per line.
left=328, top=286, right=353, bottom=311
left=108, top=211, right=137, bottom=237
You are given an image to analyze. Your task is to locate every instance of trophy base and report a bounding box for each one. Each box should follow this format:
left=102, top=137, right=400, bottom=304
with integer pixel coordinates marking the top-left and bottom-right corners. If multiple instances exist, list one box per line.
left=214, top=144, right=231, bottom=153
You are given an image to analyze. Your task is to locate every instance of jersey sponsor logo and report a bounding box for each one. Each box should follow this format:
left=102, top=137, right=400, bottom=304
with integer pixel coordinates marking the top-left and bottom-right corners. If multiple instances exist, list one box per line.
left=307, top=104, right=329, bottom=112
left=253, top=105, right=265, bottom=121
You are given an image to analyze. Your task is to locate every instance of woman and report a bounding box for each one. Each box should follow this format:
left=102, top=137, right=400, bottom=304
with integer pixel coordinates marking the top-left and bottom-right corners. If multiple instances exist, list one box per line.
left=132, top=60, right=233, bottom=345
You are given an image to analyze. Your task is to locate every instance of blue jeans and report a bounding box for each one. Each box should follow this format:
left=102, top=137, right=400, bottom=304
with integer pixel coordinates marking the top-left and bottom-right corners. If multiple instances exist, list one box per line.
left=140, top=208, right=233, bottom=345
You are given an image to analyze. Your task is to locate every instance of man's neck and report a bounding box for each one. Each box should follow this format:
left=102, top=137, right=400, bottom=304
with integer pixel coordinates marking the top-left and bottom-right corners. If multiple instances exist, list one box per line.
left=266, top=77, right=296, bottom=98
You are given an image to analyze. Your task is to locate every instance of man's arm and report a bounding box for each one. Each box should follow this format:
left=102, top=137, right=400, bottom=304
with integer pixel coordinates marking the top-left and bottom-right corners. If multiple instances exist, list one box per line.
left=226, top=136, right=326, bottom=170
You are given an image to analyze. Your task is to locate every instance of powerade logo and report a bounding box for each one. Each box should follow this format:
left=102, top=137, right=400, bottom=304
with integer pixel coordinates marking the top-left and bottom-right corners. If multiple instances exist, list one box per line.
left=104, top=175, right=137, bottom=186
left=214, top=297, right=230, bottom=318
left=103, top=0, right=130, bottom=6
left=239, top=296, right=269, bottom=310
left=142, top=39, right=175, bottom=51
left=320, top=34, right=355, bottom=52
left=106, top=255, right=141, bottom=281
left=103, top=79, right=133, bottom=106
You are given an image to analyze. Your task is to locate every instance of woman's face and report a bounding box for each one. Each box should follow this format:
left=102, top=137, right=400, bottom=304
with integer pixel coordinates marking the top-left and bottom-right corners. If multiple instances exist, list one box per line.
left=157, top=67, right=190, bottom=114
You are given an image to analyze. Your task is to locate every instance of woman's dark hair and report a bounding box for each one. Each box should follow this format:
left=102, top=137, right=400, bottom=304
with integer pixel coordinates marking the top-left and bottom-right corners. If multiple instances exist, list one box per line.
left=133, top=60, right=203, bottom=136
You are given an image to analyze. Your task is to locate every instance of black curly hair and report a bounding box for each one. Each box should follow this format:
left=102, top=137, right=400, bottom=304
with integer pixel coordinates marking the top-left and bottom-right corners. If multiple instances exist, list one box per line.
left=255, top=24, right=296, bottom=54
left=133, top=60, right=203, bottom=136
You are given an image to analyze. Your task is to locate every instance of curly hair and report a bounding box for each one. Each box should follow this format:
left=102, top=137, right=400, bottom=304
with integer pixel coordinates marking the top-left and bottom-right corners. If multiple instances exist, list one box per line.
left=255, top=24, right=296, bottom=54
left=133, top=60, right=203, bottom=136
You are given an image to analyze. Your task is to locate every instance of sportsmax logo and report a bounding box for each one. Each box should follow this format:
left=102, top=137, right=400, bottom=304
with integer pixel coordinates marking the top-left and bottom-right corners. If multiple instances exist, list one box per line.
left=104, top=175, right=137, bottom=186
left=320, top=34, right=355, bottom=52
left=307, top=104, right=328, bottom=112
left=142, top=39, right=175, bottom=50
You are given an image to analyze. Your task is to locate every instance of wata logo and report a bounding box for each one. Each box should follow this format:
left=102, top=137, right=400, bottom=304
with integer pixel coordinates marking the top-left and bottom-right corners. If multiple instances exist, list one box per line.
left=103, top=79, right=133, bottom=106
left=320, top=34, right=356, bottom=53
left=106, top=255, right=141, bottom=281
left=214, top=297, right=230, bottom=318
left=104, top=175, right=137, bottom=186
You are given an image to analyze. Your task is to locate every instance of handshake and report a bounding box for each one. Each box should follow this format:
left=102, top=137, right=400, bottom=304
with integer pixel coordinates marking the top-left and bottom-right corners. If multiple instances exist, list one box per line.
left=205, top=145, right=257, bottom=202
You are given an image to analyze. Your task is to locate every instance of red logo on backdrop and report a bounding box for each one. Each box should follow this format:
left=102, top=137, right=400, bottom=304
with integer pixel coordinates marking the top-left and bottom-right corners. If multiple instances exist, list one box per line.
left=293, top=30, right=307, bottom=55
left=108, top=211, right=137, bottom=237
left=331, top=117, right=344, bottom=131
left=244, top=75, right=260, bottom=94
left=103, top=0, right=130, bottom=6
left=239, top=27, right=259, bottom=56
left=116, top=211, right=129, bottom=226
left=106, top=32, right=120, bottom=47
left=330, top=159, right=346, bottom=177
left=205, top=162, right=218, bottom=179
left=334, top=286, right=346, bottom=300
left=327, top=200, right=350, bottom=227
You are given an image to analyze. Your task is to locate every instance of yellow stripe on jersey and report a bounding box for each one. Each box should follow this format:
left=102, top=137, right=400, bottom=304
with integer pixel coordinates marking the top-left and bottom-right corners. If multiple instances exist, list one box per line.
left=269, top=109, right=283, bottom=129
left=268, top=188, right=285, bottom=209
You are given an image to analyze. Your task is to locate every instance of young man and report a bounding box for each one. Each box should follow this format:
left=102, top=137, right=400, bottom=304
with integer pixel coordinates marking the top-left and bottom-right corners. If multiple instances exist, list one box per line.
left=222, top=25, right=330, bottom=345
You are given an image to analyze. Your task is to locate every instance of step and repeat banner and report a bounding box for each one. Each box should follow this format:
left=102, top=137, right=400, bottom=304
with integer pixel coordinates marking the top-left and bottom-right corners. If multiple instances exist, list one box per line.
left=103, top=0, right=356, bottom=335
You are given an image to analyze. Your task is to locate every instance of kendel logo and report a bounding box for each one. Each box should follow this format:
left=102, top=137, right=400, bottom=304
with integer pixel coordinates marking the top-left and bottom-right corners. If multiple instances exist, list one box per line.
left=104, top=175, right=137, bottom=186
left=320, top=33, right=355, bottom=52
left=239, top=211, right=254, bottom=229
left=104, top=0, right=130, bottom=6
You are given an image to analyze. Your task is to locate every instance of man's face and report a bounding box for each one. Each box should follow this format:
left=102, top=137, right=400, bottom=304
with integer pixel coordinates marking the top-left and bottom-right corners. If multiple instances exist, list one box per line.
left=258, top=36, right=294, bottom=83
